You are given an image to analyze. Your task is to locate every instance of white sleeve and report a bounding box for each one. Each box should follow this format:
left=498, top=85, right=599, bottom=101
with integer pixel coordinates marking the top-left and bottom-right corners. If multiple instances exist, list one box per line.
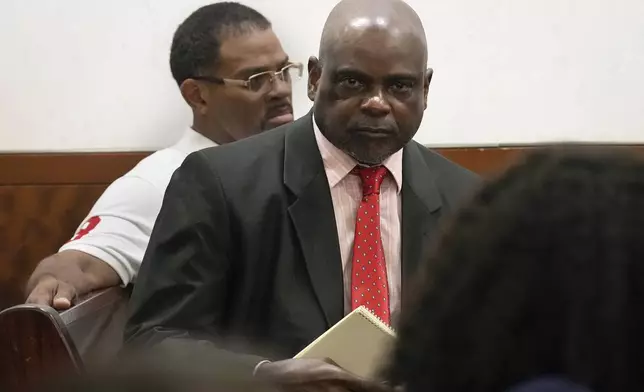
left=59, top=176, right=164, bottom=285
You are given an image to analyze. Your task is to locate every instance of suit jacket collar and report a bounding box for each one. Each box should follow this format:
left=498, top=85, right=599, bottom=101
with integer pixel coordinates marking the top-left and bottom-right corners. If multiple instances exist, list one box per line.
left=283, top=112, right=322, bottom=196
left=400, top=141, right=443, bottom=298
left=402, top=141, right=442, bottom=213
left=284, top=112, right=345, bottom=327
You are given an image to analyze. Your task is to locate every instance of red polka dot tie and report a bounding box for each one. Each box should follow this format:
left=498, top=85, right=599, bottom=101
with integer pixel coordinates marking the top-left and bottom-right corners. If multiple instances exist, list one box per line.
left=350, top=165, right=390, bottom=325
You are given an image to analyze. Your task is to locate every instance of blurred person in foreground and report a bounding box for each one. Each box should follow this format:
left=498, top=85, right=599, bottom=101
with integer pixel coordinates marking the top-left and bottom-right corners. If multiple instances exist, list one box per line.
left=387, top=147, right=644, bottom=392
left=25, top=2, right=299, bottom=309
left=124, top=0, right=479, bottom=390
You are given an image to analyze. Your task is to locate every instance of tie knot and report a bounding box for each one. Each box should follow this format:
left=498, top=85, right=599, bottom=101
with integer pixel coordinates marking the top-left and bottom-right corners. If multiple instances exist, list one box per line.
left=352, top=165, right=388, bottom=196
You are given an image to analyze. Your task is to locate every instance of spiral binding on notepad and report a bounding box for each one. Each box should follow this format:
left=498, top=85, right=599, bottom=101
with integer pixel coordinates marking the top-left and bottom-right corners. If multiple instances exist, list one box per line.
left=357, top=306, right=397, bottom=335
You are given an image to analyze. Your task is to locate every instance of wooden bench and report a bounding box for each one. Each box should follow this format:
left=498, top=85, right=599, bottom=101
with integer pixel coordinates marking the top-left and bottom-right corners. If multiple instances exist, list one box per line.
left=0, top=286, right=130, bottom=392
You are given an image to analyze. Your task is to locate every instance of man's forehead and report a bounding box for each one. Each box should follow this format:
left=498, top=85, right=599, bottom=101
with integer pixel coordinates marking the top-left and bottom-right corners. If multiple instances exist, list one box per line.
left=341, top=22, right=422, bottom=44
left=218, top=29, right=287, bottom=75
left=219, top=29, right=281, bottom=57
left=327, top=25, right=426, bottom=66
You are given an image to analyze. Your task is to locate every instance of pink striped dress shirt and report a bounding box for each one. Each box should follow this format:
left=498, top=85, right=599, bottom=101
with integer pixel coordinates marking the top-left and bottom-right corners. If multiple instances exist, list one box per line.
left=313, top=118, right=403, bottom=322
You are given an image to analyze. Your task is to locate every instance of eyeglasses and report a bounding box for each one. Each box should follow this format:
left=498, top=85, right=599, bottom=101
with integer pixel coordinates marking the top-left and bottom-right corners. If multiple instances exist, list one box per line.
left=191, top=62, right=303, bottom=93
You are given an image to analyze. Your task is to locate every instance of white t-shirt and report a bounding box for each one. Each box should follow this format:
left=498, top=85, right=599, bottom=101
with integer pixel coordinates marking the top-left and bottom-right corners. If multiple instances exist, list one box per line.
left=60, top=128, right=217, bottom=285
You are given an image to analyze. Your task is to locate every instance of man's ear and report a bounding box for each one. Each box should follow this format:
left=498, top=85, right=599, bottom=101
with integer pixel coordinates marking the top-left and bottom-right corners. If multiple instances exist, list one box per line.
left=423, top=68, right=433, bottom=109
left=180, top=79, right=209, bottom=115
left=307, top=56, right=321, bottom=102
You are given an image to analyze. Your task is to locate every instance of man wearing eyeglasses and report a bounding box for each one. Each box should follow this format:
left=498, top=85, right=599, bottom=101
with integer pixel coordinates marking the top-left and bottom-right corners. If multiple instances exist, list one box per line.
left=24, top=2, right=299, bottom=309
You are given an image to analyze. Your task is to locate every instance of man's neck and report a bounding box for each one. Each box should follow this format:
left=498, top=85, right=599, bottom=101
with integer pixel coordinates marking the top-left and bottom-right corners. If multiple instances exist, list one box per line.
left=192, top=122, right=229, bottom=146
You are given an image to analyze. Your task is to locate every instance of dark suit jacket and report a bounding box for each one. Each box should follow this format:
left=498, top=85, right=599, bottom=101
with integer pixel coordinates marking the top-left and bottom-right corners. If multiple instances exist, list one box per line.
left=124, top=113, right=480, bottom=361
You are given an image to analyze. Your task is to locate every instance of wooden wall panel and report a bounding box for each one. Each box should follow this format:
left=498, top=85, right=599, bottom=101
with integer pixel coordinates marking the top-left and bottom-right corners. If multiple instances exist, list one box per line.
left=0, top=153, right=145, bottom=185
left=0, top=185, right=108, bottom=308
left=437, top=147, right=526, bottom=176
left=1, top=145, right=640, bottom=310
left=0, top=153, right=148, bottom=310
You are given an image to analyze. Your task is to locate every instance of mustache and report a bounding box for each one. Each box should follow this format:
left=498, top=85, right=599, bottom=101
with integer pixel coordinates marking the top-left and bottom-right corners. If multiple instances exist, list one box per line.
left=266, top=102, right=292, bottom=117
left=348, top=123, right=397, bottom=134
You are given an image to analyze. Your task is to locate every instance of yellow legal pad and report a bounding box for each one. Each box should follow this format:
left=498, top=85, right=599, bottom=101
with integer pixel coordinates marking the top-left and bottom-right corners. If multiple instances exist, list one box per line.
left=294, top=306, right=396, bottom=378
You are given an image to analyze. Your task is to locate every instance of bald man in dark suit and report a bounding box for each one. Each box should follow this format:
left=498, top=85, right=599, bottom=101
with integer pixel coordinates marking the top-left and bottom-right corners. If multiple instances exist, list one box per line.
left=125, top=0, right=480, bottom=389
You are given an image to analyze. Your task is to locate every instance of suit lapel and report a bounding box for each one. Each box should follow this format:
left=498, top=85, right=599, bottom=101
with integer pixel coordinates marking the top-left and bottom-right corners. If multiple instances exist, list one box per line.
left=284, top=113, right=344, bottom=328
left=401, top=142, right=443, bottom=295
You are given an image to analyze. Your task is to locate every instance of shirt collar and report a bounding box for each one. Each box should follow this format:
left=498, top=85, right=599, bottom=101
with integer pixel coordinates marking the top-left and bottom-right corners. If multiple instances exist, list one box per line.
left=172, top=128, right=218, bottom=155
left=312, top=115, right=403, bottom=193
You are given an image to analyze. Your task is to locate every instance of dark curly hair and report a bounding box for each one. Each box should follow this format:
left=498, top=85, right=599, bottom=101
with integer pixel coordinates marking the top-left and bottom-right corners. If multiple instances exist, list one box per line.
left=386, top=147, right=644, bottom=392
left=170, top=2, right=271, bottom=85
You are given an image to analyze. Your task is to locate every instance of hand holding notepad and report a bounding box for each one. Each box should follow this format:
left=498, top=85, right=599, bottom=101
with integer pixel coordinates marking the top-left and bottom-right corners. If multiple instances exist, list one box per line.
left=294, top=306, right=397, bottom=379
